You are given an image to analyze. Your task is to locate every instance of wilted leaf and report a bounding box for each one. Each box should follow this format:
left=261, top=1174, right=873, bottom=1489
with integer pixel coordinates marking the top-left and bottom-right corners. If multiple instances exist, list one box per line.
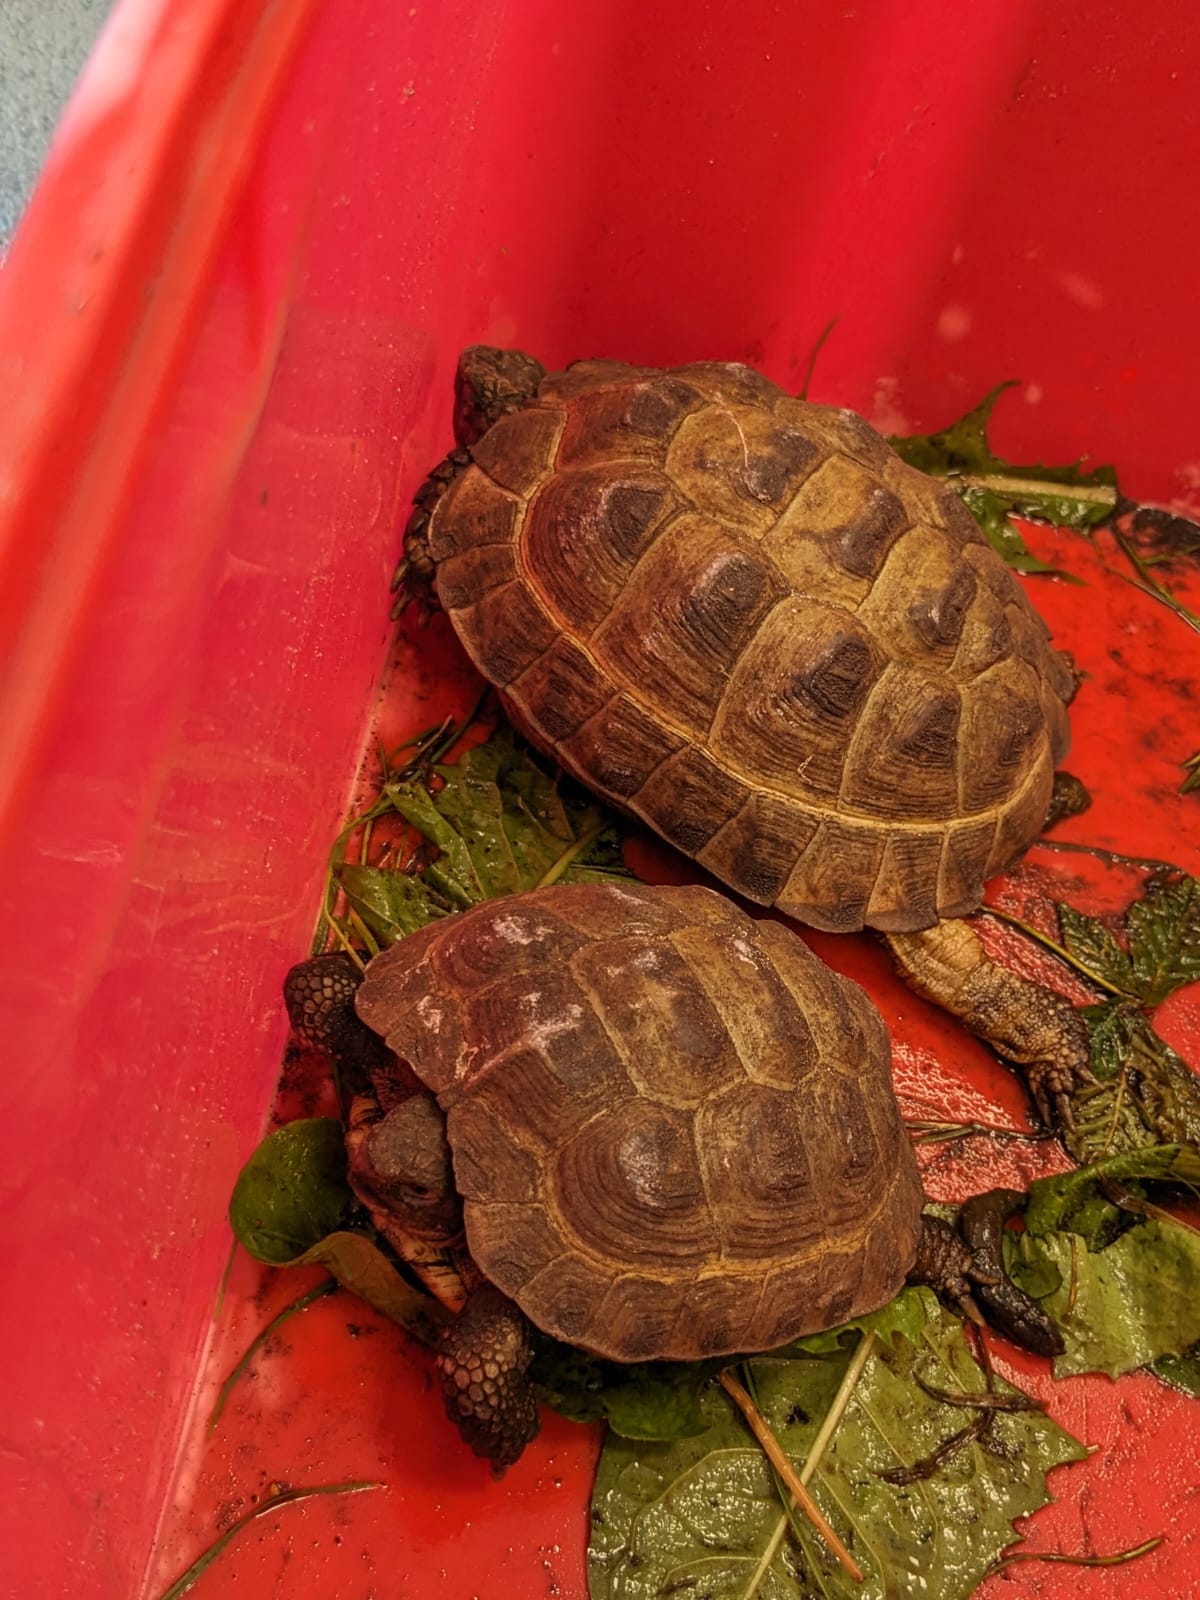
left=588, top=1290, right=1083, bottom=1600
left=1069, top=1009, right=1200, bottom=1162
left=291, top=1230, right=450, bottom=1347
left=228, top=1119, right=352, bottom=1265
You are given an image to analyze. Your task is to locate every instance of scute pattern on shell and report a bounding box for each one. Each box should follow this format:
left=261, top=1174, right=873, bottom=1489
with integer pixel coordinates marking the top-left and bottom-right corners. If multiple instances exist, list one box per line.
left=355, top=882, right=925, bottom=1363
left=425, top=357, right=1074, bottom=932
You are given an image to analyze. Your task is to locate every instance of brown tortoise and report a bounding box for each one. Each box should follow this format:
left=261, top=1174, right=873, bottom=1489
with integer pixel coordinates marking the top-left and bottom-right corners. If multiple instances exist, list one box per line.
left=401, top=347, right=1092, bottom=1127
left=403, top=347, right=1075, bottom=935
left=285, top=882, right=1059, bottom=1469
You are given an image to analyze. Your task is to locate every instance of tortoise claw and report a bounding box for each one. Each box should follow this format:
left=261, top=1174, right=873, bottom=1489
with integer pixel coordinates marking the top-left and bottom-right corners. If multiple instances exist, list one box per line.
left=1025, top=1055, right=1095, bottom=1135
left=960, top=1190, right=1065, bottom=1358
left=909, top=1204, right=1065, bottom=1359
left=886, top=920, right=1095, bottom=1141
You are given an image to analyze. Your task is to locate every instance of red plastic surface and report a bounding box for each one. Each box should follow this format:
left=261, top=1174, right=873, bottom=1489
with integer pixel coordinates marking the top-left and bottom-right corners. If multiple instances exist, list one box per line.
left=1, top=0, right=1199, bottom=1595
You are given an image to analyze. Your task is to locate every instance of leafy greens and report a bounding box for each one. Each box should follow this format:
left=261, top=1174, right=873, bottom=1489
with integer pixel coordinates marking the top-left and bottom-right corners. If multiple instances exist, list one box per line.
left=588, top=1290, right=1084, bottom=1600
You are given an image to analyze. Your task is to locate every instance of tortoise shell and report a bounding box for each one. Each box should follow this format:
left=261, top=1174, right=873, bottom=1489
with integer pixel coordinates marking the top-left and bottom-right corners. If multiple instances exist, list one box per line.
left=420, top=354, right=1075, bottom=933
left=355, top=880, right=924, bottom=1362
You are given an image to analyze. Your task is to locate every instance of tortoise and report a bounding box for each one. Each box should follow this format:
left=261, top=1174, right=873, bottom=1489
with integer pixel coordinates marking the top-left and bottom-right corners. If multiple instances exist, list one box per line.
left=285, top=880, right=1059, bottom=1469
left=399, top=347, right=1091, bottom=1126
left=401, top=346, right=1076, bottom=936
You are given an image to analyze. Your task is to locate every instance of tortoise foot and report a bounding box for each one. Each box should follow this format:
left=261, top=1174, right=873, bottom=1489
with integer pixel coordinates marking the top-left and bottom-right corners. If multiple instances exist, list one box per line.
left=435, top=1284, right=541, bottom=1472
left=959, top=1190, right=1065, bottom=1358
left=907, top=1214, right=983, bottom=1320
left=283, top=952, right=388, bottom=1091
left=885, top=919, right=1095, bottom=1137
left=908, top=1204, right=1064, bottom=1359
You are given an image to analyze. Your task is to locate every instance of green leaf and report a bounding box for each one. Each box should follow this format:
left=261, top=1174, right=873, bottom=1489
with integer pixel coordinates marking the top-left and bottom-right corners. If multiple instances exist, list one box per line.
left=588, top=1290, right=1084, bottom=1600
left=890, top=384, right=1117, bottom=576
left=536, top=1285, right=933, bottom=1444
left=228, top=1119, right=352, bottom=1264
left=1182, top=751, right=1200, bottom=795
left=1006, top=1217, right=1200, bottom=1381
left=338, top=863, right=451, bottom=944
left=1126, top=873, right=1200, bottom=1003
left=960, top=487, right=1081, bottom=579
left=1009, top=1149, right=1200, bottom=1381
left=1022, top=1143, right=1200, bottom=1240
left=779, top=1282, right=933, bottom=1359
left=1152, top=1340, right=1200, bottom=1396
left=229, top=1122, right=451, bottom=1346
left=382, top=729, right=630, bottom=919
left=290, top=1230, right=450, bottom=1347
left=1055, top=903, right=1136, bottom=993
left=1080, top=1000, right=1143, bottom=1081
left=532, top=1337, right=721, bottom=1440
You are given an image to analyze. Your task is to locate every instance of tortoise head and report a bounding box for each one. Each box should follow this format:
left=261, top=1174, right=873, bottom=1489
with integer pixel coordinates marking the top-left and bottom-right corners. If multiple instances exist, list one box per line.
left=346, top=1089, right=463, bottom=1243
left=453, top=346, right=546, bottom=446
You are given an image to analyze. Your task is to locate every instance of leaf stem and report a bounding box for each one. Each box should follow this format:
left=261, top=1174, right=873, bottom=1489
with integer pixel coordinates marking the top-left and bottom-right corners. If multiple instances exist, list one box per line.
left=534, top=817, right=608, bottom=889
left=958, top=471, right=1119, bottom=508
left=1109, top=525, right=1200, bottom=634
left=210, top=1234, right=238, bottom=1324
left=1101, top=1067, right=1130, bottom=1159
left=904, top=1117, right=1048, bottom=1146
left=319, top=901, right=367, bottom=972
left=154, top=1480, right=383, bottom=1599
left=719, top=1370, right=864, bottom=1583
left=798, top=316, right=839, bottom=400
left=1033, top=838, right=1183, bottom=874
left=739, top=1332, right=877, bottom=1600
left=1065, top=1233, right=1080, bottom=1320
left=980, top=906, right=1136, bottom=998
left=987, top=1534, right=1163, bottom=1577
left=207, top=1277, right=338, bottom=1434
left=806, top=1330, right=878, bottom=1473
left=345, top=906, right=382, bottom=961
left=427, top=684, right=494, bottom=771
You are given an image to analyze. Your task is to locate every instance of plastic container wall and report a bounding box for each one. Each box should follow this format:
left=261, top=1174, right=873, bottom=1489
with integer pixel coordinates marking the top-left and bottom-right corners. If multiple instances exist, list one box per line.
left=1, top=0, right=1198, bottom=1593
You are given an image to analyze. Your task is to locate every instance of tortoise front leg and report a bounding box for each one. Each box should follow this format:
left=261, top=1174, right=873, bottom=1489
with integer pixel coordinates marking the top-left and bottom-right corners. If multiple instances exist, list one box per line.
left=884, top=919, right=1094, bottom=1132
left=283, top=951, right=393, bottom=1097
left=435, top=1283, right=541, bottom=1472
left=906, top=1206, right=1064, bottom=1358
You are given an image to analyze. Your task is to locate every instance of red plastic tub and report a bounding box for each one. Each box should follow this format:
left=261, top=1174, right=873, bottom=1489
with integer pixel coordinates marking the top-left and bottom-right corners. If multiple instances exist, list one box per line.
left=2, top=1, right=1199, bottom=1595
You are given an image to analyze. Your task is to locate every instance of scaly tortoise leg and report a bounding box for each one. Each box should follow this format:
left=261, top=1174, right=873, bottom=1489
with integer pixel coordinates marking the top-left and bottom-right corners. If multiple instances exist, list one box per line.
left=283, top=951, right=394, bottom=1096
left=435, top=1283, right=541, bottom=1472
left=884, top=918, right=1094, bottom=1132
left=906, top=1204, right=1064, bottom=1358
left=286, top=953, right=542, bottom=1468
